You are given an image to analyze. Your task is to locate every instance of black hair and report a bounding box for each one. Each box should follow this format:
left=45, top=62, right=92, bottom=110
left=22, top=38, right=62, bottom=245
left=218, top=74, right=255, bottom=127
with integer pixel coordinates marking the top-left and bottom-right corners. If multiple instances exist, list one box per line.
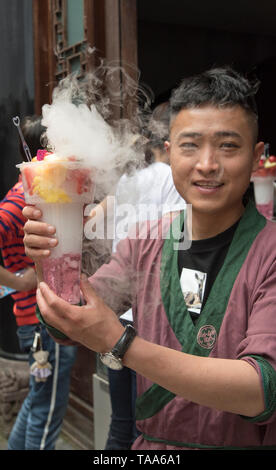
left=145, top=102, right=170, bottom=163
left=19, top=115, right=46, bottom=162
left=170, top=67, right=260, bottom=141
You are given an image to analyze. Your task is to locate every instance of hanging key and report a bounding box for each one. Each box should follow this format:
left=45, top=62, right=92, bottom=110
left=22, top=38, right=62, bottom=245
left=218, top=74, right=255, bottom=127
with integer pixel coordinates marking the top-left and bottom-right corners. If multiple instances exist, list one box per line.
left=31, top=330, right=41, bottom=352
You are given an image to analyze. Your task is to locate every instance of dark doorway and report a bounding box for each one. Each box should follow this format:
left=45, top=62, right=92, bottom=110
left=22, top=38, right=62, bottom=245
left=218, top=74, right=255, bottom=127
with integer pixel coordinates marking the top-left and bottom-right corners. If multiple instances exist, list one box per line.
left=137, top=0, right=276, bottom=152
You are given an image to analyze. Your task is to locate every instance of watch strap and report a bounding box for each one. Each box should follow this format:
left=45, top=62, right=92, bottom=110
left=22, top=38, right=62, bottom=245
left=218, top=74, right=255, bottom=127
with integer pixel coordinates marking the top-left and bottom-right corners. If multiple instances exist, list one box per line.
left=112, top=324, right=137, bottom=359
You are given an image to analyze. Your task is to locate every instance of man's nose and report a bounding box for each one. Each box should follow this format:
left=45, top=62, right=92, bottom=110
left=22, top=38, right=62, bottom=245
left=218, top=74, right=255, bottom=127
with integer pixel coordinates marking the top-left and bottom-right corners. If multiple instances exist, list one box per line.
left=195, top=147, right=220, bottom=173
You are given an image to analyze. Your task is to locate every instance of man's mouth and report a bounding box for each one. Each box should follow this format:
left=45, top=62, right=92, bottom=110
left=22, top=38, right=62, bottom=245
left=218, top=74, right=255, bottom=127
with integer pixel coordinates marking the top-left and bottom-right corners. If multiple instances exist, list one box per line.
left=193, top=180, right=224, bottom=189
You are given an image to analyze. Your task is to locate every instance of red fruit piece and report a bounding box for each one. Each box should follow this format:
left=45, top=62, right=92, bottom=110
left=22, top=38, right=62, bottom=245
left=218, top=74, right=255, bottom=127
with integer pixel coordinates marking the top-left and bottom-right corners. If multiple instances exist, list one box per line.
left=37, top=149, right=47, bottom=161
left=69, top=169, right=91, bottom=194
left=76, top=169, right=86, bottom=194
left=23, top=167, right=34, bottom=195
left=268, top=167, right=276, bottom=177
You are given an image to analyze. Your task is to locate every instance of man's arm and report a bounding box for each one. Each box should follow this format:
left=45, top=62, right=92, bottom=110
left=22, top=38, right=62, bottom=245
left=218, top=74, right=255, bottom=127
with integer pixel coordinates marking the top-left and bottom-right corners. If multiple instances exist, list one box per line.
left=36, top=277, right=264, bottom=419
left=0, top=266, right=37, bottom=291
left=23, top=204, right=265, bottom=419
left=124, top=336, right=264, bottom=418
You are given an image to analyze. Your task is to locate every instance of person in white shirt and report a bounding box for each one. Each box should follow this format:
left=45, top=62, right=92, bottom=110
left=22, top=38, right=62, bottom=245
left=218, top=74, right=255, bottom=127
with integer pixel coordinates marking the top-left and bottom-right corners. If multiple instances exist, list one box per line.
left=105, top=102, right=186, bottom=449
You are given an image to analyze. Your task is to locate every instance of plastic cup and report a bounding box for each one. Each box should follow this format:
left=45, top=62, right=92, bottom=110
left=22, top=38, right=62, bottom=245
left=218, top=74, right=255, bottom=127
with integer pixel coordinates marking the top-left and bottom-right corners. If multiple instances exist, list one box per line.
left=17, top=159, right=95, bottom=304
left=252, top=176, right=274, bottom=220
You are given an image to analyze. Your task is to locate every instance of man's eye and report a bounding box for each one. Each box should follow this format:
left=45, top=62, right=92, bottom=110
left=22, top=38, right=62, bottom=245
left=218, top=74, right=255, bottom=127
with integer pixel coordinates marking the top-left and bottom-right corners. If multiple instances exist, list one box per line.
left=179, top=142, right=197, bottom=149
left=221, top=142, right=239, bottom=149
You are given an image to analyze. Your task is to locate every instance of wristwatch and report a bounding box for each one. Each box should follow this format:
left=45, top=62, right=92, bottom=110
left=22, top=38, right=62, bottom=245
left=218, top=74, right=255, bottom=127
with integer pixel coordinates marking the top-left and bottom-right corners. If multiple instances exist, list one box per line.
left=100, top=324, right=137, bottom=370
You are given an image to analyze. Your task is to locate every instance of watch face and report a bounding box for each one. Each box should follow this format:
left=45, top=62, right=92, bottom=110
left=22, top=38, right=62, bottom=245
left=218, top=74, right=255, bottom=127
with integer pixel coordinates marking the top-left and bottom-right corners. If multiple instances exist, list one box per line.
left=100, top=353, right=123, bottom=370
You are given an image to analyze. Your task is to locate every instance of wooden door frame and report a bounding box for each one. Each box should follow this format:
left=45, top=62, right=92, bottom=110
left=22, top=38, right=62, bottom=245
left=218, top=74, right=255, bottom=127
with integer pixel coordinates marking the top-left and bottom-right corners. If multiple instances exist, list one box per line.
left=33, top=0, right=138, bottom=115
left=33, top=0, right=55, bottom=114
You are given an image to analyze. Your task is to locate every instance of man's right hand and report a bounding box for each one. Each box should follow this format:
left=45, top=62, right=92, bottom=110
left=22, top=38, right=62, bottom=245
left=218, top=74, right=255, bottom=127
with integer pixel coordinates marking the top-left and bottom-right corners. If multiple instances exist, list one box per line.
left=23, top=205, right=58, bottom=261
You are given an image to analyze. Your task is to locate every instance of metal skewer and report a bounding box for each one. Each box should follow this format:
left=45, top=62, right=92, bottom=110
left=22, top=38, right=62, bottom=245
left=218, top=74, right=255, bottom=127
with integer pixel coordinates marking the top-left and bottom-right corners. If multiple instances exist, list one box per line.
left=12, top=116, right=32, bottom=162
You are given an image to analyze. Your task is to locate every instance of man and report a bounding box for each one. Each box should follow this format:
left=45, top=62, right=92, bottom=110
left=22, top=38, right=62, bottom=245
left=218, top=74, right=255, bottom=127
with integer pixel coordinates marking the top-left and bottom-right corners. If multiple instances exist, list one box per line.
left=23, top=68, right=276, bottom=449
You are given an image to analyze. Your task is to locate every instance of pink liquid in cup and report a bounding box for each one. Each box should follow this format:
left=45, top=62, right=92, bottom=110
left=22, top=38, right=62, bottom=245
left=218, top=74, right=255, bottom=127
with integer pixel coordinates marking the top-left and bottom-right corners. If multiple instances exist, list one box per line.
left=256, top=201, right=273, bottom=220
left=42, top=253, right=81, bottom=304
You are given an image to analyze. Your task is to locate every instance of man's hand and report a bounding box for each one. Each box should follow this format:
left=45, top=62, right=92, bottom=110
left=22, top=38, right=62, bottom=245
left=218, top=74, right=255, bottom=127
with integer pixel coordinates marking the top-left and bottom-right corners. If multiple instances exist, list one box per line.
left=23, top=205, right=58, bottom=261
left=36, top=275, right=124, bottom=353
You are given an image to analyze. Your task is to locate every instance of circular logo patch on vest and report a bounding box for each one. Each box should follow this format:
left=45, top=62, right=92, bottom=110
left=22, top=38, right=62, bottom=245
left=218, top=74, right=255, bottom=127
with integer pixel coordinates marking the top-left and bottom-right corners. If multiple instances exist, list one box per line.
left=197, top=325, right=217, bottom=349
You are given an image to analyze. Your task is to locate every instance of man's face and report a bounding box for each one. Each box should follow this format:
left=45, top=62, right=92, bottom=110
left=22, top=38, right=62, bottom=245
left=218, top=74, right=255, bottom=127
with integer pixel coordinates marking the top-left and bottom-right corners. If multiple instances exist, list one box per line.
left=166, top=105, right=263, bottom=217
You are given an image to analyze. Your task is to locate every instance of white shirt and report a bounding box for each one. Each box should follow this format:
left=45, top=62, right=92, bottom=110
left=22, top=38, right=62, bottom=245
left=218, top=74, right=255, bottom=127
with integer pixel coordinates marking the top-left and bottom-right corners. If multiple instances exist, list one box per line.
left=113, top=162, right=186, bottom=321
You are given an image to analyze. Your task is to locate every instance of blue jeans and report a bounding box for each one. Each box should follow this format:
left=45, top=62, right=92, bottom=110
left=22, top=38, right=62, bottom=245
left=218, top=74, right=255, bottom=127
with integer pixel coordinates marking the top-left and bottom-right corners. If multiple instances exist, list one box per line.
left=8, top=324, right=77, bottom=450
left=105, top=366, right=140, bottom=450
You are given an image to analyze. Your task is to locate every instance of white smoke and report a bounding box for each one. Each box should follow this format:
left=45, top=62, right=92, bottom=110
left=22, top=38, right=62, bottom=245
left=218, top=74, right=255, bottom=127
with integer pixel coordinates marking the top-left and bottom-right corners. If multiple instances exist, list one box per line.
left=41, top=64, right=152, bottom=199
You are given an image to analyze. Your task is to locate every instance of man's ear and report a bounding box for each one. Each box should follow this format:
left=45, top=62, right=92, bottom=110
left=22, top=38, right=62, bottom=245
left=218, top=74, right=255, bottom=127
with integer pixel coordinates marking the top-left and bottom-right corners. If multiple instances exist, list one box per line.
left=252, top=141, right=264, bottom=172
left=164, top=140, right=170, bottom=153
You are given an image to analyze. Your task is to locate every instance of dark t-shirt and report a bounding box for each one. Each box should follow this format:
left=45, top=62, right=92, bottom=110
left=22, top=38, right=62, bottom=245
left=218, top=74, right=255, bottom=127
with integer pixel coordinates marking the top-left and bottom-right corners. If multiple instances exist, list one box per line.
left=178, top=220, right=240, bottom=323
